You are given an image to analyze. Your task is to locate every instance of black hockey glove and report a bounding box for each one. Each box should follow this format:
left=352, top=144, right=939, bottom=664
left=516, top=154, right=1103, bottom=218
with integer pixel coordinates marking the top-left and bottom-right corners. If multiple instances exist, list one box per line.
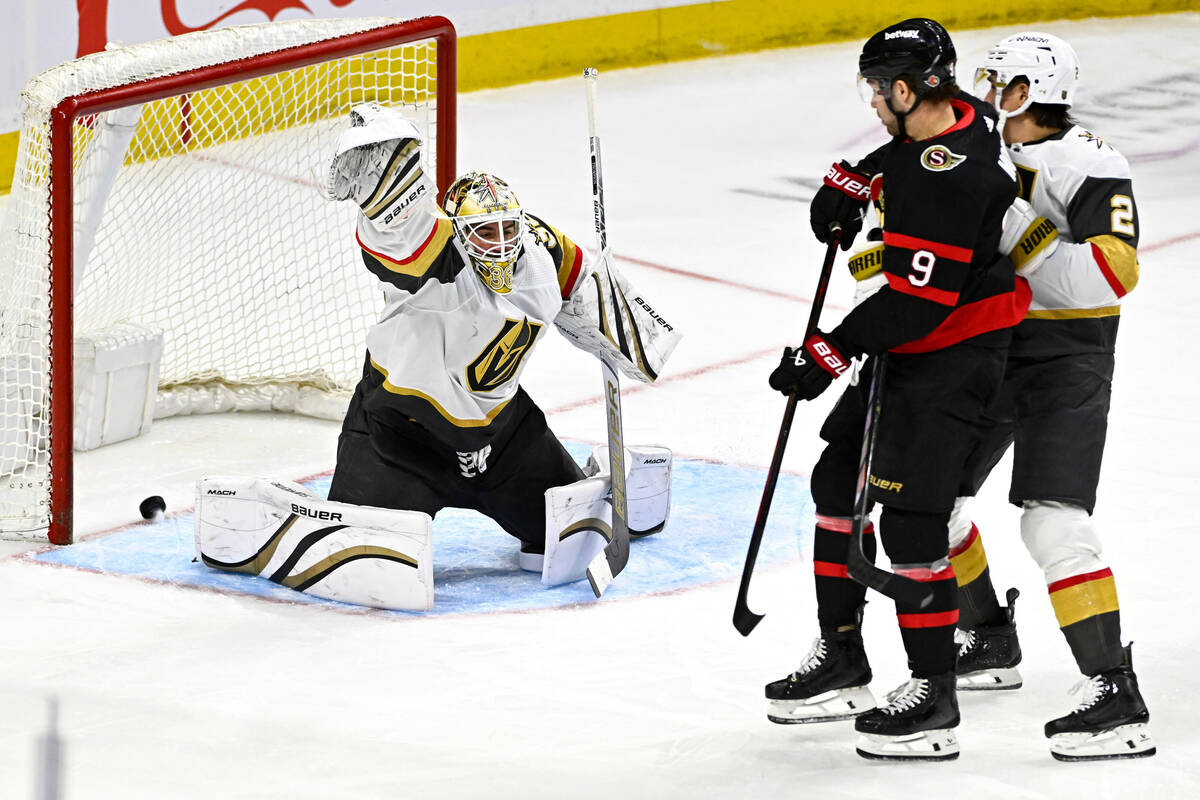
left=810, top=161, right=871, bottom=251
left=768, top=332, right=851, bottom=401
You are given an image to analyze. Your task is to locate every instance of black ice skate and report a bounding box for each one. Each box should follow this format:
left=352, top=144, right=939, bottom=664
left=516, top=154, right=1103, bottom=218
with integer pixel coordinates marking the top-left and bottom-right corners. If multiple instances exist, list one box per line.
left=956, top=587, right=1023, bottom=690
left=1044, top=644, right=1155, bottom=761
left=765, top=626, right=876, bottom=724
left=854, top=673, right=960, bottom=761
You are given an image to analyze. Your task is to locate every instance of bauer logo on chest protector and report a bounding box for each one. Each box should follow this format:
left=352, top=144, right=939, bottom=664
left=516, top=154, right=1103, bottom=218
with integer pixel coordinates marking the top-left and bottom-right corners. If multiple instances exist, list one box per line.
left=920, top=145, right=966, bottom=172
left=467, top=317, right=544, bottom=392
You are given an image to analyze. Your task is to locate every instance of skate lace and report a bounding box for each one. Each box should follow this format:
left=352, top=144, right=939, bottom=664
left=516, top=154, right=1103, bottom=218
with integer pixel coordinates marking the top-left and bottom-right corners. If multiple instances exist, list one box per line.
left=793, top=637, right=828, bottom=676
left=1066, top=675, right=1111, bottom=713
left=954, top=628, right=977, bottom=657
left=881, top=678, right=929, bottom=715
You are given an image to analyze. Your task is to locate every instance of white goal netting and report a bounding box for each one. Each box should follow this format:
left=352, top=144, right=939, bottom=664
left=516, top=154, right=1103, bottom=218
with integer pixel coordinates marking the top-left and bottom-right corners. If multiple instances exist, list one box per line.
left=0, top=16, right=454, bottom=542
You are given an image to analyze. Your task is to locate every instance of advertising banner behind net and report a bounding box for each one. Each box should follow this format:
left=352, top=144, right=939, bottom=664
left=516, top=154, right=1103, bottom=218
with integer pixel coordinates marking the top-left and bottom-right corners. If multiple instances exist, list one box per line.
left=1, top=0, right=708, bottom=130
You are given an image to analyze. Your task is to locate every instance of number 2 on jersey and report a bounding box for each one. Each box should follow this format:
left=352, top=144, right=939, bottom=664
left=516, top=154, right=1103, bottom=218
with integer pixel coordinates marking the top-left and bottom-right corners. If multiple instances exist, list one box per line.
left=1110, top=195, right=1135, bottom=237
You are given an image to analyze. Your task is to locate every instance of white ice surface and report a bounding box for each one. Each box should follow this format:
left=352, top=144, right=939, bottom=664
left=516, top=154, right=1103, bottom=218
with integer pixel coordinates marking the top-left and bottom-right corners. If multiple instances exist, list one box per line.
left=3, top=13, right=1199, bottom=798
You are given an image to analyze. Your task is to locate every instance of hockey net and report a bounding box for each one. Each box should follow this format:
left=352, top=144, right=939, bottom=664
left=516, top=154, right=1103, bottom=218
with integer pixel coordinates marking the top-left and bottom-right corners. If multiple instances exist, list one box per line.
left=0, top=16, right=456, bottom=544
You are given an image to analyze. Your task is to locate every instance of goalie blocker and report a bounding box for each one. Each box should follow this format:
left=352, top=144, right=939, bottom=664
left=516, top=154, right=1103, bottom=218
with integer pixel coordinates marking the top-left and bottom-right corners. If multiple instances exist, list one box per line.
left=196, top=477, right=433, bottom=611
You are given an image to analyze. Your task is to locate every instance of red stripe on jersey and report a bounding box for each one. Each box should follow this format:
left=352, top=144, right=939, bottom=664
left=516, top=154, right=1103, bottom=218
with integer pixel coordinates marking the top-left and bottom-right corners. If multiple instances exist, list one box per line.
left=897, top=609, right=959, bottom=629
left=560, top=245, right=583, bottom=299
left=949, top=523, right=979, bottom=558
left=357, top=218, right=441, bottom=265
left=883, top=232, right=975, bottom=263
left=1091, top=242, right=1128, bottom=299
left=885, top=272, right=960, bottom=306
left=813, top=561, right=849, bottom=578
left=1048, top=567, right=1114, bottom=594
left=891, top=275, right=1032, bottom=353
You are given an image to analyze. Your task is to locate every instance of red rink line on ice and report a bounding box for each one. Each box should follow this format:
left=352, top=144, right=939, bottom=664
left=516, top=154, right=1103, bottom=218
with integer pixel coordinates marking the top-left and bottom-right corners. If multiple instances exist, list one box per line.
left=1143, top=231, right=1200, bottom=253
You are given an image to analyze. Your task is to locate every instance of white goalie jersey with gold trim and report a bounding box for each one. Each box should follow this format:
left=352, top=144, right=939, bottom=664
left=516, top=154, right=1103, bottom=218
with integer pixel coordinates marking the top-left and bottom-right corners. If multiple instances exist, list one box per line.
left=1007, top=124, right=1139, bottom=356
left=352, top=198, right=680, bottom=452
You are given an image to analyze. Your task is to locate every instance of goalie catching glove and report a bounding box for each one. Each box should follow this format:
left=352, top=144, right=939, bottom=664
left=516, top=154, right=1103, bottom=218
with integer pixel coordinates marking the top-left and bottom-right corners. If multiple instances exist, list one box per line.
left=324, top=102, right=437, bottom=231
left=769, top=332, right=852, bottom=401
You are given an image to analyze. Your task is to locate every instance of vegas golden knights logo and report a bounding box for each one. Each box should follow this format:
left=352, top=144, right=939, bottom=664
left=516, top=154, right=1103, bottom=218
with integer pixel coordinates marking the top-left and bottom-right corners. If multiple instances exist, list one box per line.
left=468, top=317, right=543, bottom=392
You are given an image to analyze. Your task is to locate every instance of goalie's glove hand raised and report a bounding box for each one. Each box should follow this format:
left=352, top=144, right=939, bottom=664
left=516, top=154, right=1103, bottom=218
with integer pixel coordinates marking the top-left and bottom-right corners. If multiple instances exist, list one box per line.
left=811, top=161, right=871, bottom=251
left=768, top=332, right=851, bottom=401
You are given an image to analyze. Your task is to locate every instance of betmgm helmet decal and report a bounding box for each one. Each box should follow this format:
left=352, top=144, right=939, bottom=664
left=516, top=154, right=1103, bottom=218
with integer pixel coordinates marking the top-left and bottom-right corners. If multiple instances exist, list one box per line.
left=858, top=18, right=957, bottom=104
left=442, top=172, right=527, bottom=294
left=973, top=32, right=1079, bottom=119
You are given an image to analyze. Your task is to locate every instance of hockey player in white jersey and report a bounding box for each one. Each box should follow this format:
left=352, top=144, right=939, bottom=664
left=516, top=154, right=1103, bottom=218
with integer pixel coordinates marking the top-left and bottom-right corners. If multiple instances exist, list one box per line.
left=948, top=32, right=1153, bottom=760
left=318, top=103, right=680, bottom=587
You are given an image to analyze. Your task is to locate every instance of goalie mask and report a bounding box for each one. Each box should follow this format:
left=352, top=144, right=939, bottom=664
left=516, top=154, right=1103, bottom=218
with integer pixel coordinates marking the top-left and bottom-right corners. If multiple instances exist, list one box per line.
left=442, top=171, right=527, bottom=294
left=973, top=32, right=1079, bottom=119
left=324, top=102, right=434, bottom=230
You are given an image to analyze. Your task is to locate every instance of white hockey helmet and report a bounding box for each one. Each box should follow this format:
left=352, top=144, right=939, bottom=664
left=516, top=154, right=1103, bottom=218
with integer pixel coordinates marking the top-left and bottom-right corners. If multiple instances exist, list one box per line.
left=442, top=171, right=527, bottom=294
left=324, top=102, right=433, bottom=229
left=974, top=32, right=1079, bottom=117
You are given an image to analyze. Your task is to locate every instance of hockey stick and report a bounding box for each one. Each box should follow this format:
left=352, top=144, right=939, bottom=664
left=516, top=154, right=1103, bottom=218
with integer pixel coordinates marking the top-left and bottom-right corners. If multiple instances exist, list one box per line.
left=844, top=355, right=935, bottom=608
left=732, top=230, right=841, bottom=636
left=582, top=67, right=631, bottom=598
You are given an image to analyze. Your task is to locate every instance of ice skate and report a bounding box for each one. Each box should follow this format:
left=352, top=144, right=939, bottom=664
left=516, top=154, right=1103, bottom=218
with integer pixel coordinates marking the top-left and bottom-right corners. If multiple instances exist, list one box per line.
left=956, top=587, right=1023, bottom=690
left=854, top=673, right=960, bottom=761
left=1045, top=645, right=1155, bottom=761
left=765, top=627, right=876, bottom=724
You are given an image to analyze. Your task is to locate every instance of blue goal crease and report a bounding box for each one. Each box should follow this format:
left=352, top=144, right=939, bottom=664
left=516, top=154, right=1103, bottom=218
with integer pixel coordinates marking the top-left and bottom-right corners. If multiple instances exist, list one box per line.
left=32, top=442, right=814, bottom=616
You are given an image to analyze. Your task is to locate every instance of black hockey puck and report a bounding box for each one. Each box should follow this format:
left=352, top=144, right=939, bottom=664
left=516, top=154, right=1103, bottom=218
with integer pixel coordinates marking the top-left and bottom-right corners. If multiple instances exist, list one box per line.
left=139, top=495, right=166, bottom=520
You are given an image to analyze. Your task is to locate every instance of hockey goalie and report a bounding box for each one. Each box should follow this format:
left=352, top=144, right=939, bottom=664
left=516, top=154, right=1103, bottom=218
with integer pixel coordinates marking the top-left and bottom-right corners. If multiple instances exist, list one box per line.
left=194, top=103, right=681, bottom=610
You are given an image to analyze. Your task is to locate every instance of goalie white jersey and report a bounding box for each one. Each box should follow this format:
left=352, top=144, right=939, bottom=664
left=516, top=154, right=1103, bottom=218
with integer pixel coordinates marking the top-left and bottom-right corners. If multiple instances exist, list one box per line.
left=353, top=199, right=680, bottom=452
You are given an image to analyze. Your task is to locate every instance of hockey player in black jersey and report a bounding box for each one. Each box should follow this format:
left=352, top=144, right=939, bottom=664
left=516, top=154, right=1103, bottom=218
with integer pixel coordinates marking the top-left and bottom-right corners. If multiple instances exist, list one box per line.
left=762, top=18, right=1027, bottom=760
left=946, top=32, right=1153, bottom=761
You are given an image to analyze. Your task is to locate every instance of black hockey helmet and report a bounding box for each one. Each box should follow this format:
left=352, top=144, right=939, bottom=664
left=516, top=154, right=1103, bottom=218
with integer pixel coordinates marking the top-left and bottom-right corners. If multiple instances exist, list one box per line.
left=858, top=18, right=957, bottom=100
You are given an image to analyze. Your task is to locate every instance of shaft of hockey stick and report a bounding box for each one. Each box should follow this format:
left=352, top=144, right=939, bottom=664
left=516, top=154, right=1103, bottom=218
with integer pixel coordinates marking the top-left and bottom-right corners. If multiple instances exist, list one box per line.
left=733, top=230, right=841, bottom=636
left=844, top=355, right=936, bottom=608
left=582, top=66, right=631, bottom=598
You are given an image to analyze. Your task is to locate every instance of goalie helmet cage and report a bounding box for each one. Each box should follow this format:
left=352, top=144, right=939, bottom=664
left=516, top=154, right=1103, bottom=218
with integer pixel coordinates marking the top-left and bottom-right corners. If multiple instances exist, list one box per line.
left=0, top=16, right=457, bottom=545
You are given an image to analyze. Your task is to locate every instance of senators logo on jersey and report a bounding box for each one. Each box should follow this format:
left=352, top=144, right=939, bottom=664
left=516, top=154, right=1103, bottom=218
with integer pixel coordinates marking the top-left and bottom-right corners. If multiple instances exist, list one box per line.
left=920, top=145, right=966, bottom=172
left=467, top=317, right=544, bottom=392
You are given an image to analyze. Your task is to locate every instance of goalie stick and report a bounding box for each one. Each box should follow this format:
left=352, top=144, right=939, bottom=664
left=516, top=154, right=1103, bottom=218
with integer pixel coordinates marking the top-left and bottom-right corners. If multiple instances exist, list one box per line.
left=844, top=355, right=935, bottom=608
left=582, top=67, right=631, bottom=598
left=733, top=229, right=841, bottom=636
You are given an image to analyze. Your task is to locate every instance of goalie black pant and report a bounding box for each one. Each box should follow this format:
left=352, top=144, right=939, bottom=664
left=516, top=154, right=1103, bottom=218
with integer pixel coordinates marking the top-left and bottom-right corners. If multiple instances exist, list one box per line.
left=956, top=349, right=1115, bottom=514
left=808, top=339, right=1008, bottom=677
left=329, top=388, right=584, bottom=547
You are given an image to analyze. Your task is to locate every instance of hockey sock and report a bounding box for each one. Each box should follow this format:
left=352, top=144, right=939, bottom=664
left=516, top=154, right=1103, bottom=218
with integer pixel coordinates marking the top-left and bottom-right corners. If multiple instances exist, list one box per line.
left=1049, top=569, right=1125, bottom=675
left=880, top=507, right=959, bottom=677
left=813, top=513, right=875, bottom=631
left=948, top=522, right=1004, bottom=628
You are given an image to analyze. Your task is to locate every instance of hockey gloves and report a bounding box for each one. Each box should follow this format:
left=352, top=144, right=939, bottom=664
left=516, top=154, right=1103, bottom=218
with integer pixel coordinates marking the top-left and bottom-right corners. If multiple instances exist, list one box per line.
left=768, top=332, right=851, bottom=400
left=811, top=161, right=871, bottom=251
left=1000, top=197, right=1060, bottom=276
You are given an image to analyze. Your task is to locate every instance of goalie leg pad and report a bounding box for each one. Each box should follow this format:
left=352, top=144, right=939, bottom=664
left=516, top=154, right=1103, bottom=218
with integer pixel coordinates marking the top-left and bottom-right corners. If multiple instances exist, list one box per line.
left=586, top=445, right=673, bottom=537
left=196, top=477, right=433, bottom=611
left=541, top=476, right=611, bottom=586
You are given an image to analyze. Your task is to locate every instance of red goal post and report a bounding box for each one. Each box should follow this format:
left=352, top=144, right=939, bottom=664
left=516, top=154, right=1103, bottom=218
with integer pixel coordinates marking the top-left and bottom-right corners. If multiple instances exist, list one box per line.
left=0, top=17, right=457, bottom=545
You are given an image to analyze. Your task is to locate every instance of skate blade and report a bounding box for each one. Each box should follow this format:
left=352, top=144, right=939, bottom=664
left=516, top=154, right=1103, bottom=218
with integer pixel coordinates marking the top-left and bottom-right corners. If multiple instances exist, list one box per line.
left=1049, top=723, right=1156, bottom=761
left=767, top=686, right=876, bottom=725
left=956, top=667, right=1023, bottom=691
left=855, top=728, right=959, bottom=761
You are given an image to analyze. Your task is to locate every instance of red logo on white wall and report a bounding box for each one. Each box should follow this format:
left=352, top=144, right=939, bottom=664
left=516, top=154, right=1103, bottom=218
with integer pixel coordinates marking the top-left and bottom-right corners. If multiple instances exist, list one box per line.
left=76, top=0, right=359, bottom=58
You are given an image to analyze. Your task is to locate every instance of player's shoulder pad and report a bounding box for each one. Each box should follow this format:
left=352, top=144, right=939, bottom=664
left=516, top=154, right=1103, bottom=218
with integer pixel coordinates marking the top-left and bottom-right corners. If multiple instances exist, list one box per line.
left=1060, top=125, right=1133, bottom=179
left=525, top=212, right=587, bottom=298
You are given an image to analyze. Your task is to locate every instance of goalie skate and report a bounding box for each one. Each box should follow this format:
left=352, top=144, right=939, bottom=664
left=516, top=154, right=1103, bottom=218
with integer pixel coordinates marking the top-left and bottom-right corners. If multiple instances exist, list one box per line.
left=766, top=628, right=876, bottom=724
